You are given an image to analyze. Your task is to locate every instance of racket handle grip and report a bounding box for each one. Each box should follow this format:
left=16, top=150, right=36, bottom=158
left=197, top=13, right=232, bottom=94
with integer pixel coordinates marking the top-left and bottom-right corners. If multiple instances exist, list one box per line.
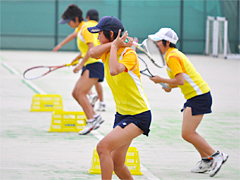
left=160, top=83, right=169, bottom=89
left=72, top=60, right=79, bottom=66
left=125, top=38, right=138, bottom=47
left=132, top=41, right=138, bottom=46
left=66, top=60, right=79, bottom=66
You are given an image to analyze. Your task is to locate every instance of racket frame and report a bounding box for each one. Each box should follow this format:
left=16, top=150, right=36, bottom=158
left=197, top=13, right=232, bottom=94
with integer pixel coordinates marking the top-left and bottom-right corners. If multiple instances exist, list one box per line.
left=23, top=61, right=78, bottom=80
left=133, top=38, right=166, bottom=68
left=138, top=56, right=168, bottom=88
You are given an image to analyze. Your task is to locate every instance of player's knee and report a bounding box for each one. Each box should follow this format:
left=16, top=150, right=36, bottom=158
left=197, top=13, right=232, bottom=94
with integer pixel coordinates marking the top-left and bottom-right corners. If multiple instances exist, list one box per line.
left=182, top=131, right=194, bottom=142
left=72, top=91, right=77, bottom=100
left=72, top=90, right=84, bottom=100
left=97, top=140, right=111, bottom=158
left=96, top=141, right=106, bottom=157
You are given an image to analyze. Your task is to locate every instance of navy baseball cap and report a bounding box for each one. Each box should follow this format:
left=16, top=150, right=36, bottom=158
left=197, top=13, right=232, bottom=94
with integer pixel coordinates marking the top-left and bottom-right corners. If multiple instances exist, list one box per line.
left=59, top=18, right=72, bottom=24
left=87, top=16, right=124, bottom=33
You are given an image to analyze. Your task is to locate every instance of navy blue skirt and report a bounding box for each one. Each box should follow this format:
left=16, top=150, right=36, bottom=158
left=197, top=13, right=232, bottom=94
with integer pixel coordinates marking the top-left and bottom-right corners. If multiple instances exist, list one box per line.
left=113, top=110, right=152, bottom=136
left=81, top=62, right=104, bottom=82
left=181, top=91, right=212, bottom=116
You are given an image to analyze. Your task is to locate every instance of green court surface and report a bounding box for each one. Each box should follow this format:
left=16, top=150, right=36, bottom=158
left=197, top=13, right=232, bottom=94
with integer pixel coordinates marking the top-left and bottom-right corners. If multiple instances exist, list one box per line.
left=0, top=50, right=239, bottom=180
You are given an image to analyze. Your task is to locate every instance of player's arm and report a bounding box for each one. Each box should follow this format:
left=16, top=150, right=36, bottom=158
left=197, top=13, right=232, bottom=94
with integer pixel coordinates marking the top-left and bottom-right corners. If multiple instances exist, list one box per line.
left=150, top=73, right=185, bottom=86
left=52, top=31, right=77, bottom=52
left=71, top=53, right=82, bottom=64
left=89, top=42, right=112, bottom=59
left=109, top=30, right=129, bottom=76
left=150, top=55, right=185, bottom=85
left=73, top=42, right=94, bottom=73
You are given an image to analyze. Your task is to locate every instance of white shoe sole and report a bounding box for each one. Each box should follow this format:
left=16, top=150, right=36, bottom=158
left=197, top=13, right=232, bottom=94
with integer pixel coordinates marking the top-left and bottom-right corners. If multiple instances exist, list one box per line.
left=222, top=153, right=229, bottom=164
left=79, top=126, right=94, bottom=135
left=209, top=152, right=229, bottom=177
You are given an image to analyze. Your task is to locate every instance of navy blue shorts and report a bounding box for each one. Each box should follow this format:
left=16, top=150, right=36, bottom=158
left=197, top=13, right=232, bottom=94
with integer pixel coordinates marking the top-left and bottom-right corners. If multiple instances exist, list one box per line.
left=81, top=62, right=104, bottom=82
left=113, top=110, right=152, bottom=136
left=181, top=91, right=212, bottom=116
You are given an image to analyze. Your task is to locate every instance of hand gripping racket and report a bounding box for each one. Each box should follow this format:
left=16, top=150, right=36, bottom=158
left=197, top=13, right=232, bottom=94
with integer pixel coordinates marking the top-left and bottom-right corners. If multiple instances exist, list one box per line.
left=138, top=56, right=168, bottom=88
left=23, top=60, right=79, bottom=80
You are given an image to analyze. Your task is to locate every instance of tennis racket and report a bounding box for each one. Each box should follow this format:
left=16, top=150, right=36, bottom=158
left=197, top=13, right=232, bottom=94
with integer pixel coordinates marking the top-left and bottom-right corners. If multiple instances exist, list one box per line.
left=131, top=38, right=166, bottom=68
left=23, top=60, right=79, bottom=80
left=138, top=56, right=168, bottom=88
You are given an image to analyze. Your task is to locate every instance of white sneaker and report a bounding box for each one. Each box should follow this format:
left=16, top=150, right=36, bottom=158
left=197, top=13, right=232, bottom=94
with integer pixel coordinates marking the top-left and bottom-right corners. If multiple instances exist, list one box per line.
left=222, top=152, right=229, bottom=164
left=89, top=93, right=98, bottom=107
left=78, top=121, right=95, bottom=135
left=209, top=151, right=224, bottom=177
left=93, top=115, right=105, bottom=130
left=96, top=103, right=106, bottom=111
left=93, top=119, right=104, bottom=130
left=79, top=115, right=104, bottom=135
left=191, top=160, right=212, bottom=173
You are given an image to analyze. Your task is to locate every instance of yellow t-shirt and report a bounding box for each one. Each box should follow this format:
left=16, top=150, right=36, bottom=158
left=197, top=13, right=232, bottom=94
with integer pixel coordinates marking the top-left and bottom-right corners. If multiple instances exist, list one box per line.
left=75, top=21, right=99, bottom=66
left=100, top=47, right=150, bottom=115
left=85, top=20, right=100, bottom=46
left=165, top=47, right=210, bottom=100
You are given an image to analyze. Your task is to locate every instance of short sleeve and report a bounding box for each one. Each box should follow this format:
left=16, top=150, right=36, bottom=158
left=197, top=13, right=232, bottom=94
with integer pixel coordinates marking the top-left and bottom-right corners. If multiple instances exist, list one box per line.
left=119, top=50, right=138, bottom=72
left=82, top=27, right=95, bottom=44
left=167, top=55, right=183, bottom=77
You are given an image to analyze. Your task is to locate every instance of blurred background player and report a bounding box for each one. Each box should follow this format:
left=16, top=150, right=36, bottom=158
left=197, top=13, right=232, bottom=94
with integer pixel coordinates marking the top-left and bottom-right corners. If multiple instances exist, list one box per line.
left=56, top=4, right=104, bottom=135
left=85, top=9, right=106, bottom=111
left=148, top=28, right=228, bottom=177
left=53, top=8, right=106, bottom=111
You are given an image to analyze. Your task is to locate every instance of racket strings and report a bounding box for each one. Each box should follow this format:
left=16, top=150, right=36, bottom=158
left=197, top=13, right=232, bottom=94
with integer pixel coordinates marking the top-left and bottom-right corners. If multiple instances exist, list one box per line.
left=138, top=56, right=154, bottom=77
left=138, top=56, right=168, bottom=88
left=145, top=39, right=166, bottom=68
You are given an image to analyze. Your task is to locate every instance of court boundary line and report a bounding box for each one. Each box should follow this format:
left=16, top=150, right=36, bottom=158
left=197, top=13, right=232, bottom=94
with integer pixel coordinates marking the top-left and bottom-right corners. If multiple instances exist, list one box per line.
left=1, top=61, right=20, bottom=75
left=1, top=61, right=46, bottom=94
left=1, top=61, right=160, bottom=180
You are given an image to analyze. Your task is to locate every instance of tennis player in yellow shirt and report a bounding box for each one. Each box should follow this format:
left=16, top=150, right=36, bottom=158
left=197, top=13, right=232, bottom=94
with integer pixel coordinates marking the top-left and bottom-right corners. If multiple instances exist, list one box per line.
left=88, top=16, right=152, bottom=180
left=149, top=28, right=228, bottom=177
left=57, top=4, right=104, bottom=135
left=85, top=9, right=106, bottom=111
left=53, top=8, right=106, bottom=111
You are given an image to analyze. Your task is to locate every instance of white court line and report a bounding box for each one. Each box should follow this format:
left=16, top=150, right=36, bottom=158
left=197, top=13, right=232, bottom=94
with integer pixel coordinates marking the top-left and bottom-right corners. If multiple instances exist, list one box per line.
left=22, top=79, right=47, bottom=94
left=1, top=61, right=46, bottom=94
left=1, top=61, right=20, bottom=75
left=2, top=61, right=160, bottom=180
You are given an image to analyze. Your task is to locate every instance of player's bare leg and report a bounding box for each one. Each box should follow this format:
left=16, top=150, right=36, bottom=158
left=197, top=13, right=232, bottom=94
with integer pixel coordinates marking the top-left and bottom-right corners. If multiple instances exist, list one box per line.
left=112, top=142, right=133, bottom=180
left=72, top=69, right=98, bottom=119
left=95, top=82, right=103, bottom=102
left=97, top=124, right=143, bottom=180
left=182, top=107, right=227, bottom=176
left=182, top=107, right=215, bottom=156
left=95, top=82, right=106, bottom=111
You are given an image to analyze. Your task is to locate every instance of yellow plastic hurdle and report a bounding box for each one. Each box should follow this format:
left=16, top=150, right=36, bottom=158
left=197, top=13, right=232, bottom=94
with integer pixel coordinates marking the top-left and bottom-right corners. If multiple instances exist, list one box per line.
left=89, top=146, right=142, bottom=175
left=49, top=110, right=87, bottom=132
left=30, top=94, right=63, bottom=112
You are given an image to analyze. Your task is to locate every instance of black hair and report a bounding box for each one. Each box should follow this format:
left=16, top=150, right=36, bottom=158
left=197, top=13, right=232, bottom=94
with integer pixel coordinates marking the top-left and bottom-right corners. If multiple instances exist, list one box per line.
left=61, top=4, right=83, bottom=22
left=162, top=40, right=177, bottom=48
left=103, top=29, right=125, bottom=41
left=86, top=9, right=99, bottom=22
